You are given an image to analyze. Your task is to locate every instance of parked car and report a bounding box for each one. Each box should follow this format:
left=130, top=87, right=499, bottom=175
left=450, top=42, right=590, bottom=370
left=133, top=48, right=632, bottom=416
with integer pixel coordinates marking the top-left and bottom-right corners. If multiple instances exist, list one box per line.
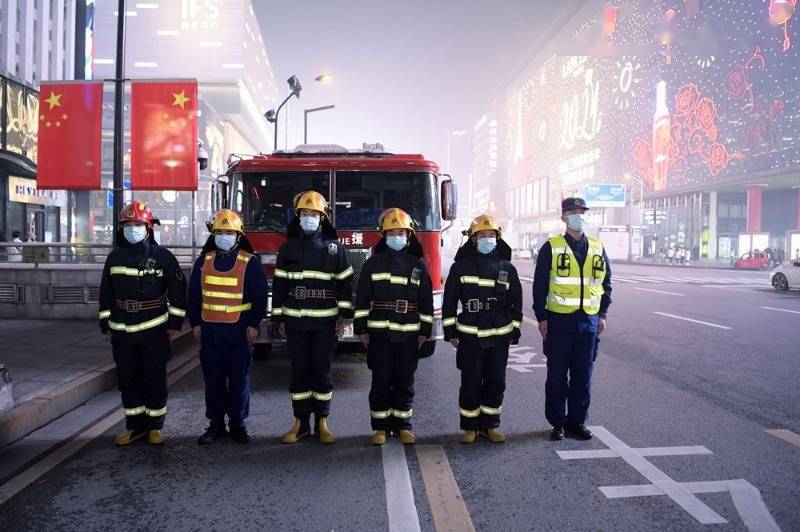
left=770, top=260, right=800, bottom=291
left=735, top=251, right=769, bottom=270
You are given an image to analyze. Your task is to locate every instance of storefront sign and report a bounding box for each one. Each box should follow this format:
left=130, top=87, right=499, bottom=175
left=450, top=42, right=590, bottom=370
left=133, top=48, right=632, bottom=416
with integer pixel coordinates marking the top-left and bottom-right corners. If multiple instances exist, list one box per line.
left=8, top=176, right=67, bottom=207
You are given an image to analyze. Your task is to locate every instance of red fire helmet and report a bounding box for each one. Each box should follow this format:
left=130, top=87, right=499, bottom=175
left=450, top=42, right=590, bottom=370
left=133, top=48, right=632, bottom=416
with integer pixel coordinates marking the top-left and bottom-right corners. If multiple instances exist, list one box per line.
left=119, top=201, right=156, bottom=227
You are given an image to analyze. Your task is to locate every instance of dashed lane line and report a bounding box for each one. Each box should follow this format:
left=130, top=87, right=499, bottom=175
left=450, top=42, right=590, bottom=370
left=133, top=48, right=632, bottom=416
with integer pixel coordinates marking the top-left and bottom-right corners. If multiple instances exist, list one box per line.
left=382, top=439, right=422, bottom=532
left=761, top=306, right=800, bottom=315
left=416, top=445, right=476, bottom=532
left=634, top=287, right=685, bottom=296
left=652, top=312, right=732, bottom=330
left=519, top=276, right=533, bottom=283
left=0, top=355, right=201, bottom=506
left=765, top=429, right=800, bottom=448
left=522, top=315, right=538, bottom=326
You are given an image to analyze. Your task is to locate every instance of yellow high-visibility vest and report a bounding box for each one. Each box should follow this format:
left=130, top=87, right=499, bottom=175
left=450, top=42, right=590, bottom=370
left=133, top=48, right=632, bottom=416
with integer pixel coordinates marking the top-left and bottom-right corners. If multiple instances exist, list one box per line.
left=545, top=235, right=606, bottom=315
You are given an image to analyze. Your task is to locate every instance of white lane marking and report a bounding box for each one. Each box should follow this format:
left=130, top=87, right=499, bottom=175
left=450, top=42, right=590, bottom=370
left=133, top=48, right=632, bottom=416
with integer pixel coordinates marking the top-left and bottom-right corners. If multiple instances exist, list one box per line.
left=634, top=287, right=685, bottom=296
left=519, top=276, right=534, bottom=283
left=613, top=277, right=637, bottom=283
left=556, top=426, right=780, bottom=530
left=0, top=356, right=201, bottom=506
left=382, top=439, right=421, bottom=532
left=653, top=312, right=731, bottom=330
left=522, top=315, right=538, bottom=326
left=558, top=446, right=712, bottom=460
left=761, top=306, right=800, bottom=315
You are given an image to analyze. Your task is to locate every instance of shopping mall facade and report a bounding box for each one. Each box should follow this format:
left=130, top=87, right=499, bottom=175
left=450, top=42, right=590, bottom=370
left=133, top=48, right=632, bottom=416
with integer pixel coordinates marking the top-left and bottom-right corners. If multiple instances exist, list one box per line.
left=483, top=1, right=800, bottom=261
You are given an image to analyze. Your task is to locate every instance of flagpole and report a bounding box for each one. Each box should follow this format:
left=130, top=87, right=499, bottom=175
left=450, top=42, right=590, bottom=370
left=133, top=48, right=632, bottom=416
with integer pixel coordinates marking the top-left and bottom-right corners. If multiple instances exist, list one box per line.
left=112, top=0, right=126, bottom=249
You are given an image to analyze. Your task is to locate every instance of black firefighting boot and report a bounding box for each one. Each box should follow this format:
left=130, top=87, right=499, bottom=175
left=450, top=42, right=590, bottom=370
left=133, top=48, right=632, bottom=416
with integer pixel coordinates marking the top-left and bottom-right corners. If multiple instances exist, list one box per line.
left=114, top=429, right=147, bottom=446
left=480, top=427, right=506, bottom=443
left=315, top=416, right=335, bottom=444
left=281, top=417, right=310, bottom=444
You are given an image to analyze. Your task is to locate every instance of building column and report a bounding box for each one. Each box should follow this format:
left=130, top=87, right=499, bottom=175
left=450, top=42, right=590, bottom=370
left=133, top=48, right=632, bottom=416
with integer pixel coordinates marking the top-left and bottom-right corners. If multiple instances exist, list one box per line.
left=746, top=186, right=762, bottom=233
left=708, top=191, right=717, bottom=259
left=796, top=187, right=800, bottom=230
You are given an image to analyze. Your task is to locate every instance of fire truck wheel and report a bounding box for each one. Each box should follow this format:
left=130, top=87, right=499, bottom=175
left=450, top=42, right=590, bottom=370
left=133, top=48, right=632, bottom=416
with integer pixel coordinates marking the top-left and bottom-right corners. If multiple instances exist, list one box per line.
left=418, top=340, right=436, bottom=359
left=252, top=343, right=272, bottom=360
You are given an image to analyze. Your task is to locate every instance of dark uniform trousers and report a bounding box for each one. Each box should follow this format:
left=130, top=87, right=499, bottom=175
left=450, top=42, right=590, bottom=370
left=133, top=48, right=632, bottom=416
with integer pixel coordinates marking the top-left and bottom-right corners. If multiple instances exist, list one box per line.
left=112, top=334, right=170, bottom=430
left=457, top=339, right=509, bottom=430
left=200, top=343, right=252, bottom=430
left=368, top=337, right=419, bottom=431
left=544, top=330, right=597, bottom=426
left=287, top=328, right=336, bottom=418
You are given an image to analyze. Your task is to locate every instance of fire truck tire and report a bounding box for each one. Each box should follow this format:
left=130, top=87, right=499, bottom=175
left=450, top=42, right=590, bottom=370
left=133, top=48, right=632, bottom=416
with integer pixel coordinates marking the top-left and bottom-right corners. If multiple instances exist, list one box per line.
left=252, top=343, right=272, bottom=360
left=419, top=340, right=436, bottom=359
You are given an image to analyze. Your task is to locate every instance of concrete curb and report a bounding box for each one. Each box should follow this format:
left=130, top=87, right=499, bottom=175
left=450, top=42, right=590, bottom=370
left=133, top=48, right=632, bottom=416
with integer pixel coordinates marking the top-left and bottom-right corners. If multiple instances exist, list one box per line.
left=613, top=260, right=737, bottom=272
left=0, top=330, right=195, bottom=449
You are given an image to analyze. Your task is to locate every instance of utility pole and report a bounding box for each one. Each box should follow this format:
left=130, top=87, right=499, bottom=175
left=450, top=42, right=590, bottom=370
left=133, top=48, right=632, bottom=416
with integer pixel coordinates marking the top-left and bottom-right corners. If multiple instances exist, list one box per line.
left=111, top=0, right=126, bottom=249
left=304, top=105, right=335, bottom=144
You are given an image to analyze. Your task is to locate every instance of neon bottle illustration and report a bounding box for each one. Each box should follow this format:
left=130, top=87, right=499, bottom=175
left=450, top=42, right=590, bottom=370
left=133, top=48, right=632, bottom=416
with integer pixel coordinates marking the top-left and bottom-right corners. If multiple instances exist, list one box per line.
left=652, top=80, right=670, bottom=191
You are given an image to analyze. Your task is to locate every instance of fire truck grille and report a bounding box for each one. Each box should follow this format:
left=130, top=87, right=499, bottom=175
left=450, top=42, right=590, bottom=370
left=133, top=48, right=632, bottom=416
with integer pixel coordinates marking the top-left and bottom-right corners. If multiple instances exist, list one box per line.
left=346, top=248, right=371, bottom=294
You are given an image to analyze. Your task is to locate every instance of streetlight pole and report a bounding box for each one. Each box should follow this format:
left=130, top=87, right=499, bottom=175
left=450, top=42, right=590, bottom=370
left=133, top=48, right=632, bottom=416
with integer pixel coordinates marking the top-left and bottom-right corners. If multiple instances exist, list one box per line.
left=111, top=0, right=127, bottom=249
left=627, top=175, right=643, bottom=262
left=304, top=105, right=335, bottom=144
left=265, top=76, right=302, bottom=152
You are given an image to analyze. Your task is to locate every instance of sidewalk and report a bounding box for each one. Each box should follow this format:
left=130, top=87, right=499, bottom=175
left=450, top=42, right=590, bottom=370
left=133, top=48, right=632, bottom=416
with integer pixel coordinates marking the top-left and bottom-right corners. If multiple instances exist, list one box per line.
left=0, top=319, right=192, bottom=448
left=616, top=257, right=736, bottom=270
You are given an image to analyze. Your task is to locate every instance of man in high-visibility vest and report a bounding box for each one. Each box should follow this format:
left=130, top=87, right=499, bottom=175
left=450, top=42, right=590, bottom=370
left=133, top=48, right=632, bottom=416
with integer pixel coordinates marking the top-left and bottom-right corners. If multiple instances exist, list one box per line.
left=533, top=197, right=613, bottom=441
left=443, top=214, right=523, bottom=444
left=272, top=191, right=353, bottom=444
left=188, top=209, right=267, bottom=445
left=99, top=201, right=187, bottom=446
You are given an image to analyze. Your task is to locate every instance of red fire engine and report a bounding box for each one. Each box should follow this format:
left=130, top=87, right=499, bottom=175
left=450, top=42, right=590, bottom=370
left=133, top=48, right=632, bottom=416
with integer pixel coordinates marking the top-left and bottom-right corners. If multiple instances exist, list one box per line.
left=214, top=144, right=457, bottom=357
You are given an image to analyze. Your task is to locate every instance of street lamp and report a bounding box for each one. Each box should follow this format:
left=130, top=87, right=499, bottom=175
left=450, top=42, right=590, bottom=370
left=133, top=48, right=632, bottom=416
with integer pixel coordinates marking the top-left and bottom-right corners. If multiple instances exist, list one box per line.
left=264, top=75, right=302, bottom=152
left=314, top=73, right=333, bottom=84
left=446, top=129, right=467, bottom=174
left=304, top=105, right=336, bottom=144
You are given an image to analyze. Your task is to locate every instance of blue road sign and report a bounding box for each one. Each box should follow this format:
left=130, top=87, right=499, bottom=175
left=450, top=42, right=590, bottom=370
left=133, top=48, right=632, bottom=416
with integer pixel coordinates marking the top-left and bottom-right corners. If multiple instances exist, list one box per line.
left=585, top=184, right=626, bottom=207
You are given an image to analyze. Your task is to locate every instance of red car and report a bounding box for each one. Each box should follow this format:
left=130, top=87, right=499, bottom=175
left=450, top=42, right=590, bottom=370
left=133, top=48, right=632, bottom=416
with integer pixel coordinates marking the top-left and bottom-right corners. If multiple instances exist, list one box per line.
left=735, top=251, right=769, bottom=270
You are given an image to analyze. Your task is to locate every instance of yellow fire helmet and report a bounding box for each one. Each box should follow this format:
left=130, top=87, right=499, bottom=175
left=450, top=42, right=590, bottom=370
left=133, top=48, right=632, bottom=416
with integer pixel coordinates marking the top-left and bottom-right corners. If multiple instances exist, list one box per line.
left=293, top=190, right=329, bottom=217
left=210, top=209, right=244, bottom=233
left=378, top=207, right=415, bottom=234
left=468, top=214, right=502, bottom=238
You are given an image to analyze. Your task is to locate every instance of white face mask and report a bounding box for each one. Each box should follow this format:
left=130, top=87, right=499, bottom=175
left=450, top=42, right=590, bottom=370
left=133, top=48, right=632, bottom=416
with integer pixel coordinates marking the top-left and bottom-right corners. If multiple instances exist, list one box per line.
left=566, top=213, right=587, bottom=232
left=123, top=225, right=147, bottom=244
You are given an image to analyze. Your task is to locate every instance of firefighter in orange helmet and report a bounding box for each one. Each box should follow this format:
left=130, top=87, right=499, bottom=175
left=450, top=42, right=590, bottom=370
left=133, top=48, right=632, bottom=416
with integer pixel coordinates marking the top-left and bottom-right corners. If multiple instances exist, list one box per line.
left=272, top=191, right=353, bottom=444
left=188, top=209, right=267, bottom=445
left=98, top=201, right=187, bottom=446
left=354, top=208, right=434, bottom=445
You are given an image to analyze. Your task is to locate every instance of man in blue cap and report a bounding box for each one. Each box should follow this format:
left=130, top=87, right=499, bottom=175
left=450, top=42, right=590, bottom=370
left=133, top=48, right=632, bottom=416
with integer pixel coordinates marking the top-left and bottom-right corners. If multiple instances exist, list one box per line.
left=532, top=197, right=612, bottom=441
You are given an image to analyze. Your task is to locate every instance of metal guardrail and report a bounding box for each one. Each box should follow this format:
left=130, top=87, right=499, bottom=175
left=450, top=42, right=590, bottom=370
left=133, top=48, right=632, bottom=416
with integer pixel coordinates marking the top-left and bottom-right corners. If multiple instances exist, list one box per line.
left=0, top=243, right=200, bottom=266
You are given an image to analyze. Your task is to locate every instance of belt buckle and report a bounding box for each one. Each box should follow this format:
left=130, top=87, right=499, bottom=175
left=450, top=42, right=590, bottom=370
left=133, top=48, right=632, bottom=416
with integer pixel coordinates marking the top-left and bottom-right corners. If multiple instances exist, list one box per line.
left=124, top=299, right=140, bottom=312
left=395, top=299, right=409, bottom=314
left=294, top=286, right=307, bottom=300
left=466, top=299, right=481, bottom=313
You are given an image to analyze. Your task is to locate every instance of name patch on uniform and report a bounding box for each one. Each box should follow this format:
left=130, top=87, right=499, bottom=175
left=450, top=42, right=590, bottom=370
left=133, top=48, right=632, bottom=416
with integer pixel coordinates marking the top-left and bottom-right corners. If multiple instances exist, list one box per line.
left=411, top=267, right=422, bottom=282
left=498, top=270, right=508, bottom=283
left=328, top=242, right=338, bottom=255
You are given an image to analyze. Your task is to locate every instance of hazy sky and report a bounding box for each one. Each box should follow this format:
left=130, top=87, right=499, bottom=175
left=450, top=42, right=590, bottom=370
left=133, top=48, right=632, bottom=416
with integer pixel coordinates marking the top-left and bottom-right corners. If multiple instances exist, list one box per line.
left=256, top=0, right=572, bottom=171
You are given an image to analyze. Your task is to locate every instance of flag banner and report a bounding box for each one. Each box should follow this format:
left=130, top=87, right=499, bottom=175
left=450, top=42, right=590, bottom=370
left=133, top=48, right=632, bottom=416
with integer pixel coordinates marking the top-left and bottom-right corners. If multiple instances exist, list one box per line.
left=130, top=80, right=198, bottom=190
left=36, top=81, right=103, bottom=189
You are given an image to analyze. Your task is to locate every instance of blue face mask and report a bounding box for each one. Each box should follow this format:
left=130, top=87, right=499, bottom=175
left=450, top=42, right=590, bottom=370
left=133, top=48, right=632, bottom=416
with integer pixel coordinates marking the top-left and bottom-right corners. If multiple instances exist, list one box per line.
left=477, top=237, right=497, bottom=255
left=566, top=213, right=587, bottom=232
left=123, top=225, right=147, bottom=245
left=300, top=215, right=320, bottom=233
left=215, top=234, right=237, bottom=252
left=386, top=235, right=408, bottom=251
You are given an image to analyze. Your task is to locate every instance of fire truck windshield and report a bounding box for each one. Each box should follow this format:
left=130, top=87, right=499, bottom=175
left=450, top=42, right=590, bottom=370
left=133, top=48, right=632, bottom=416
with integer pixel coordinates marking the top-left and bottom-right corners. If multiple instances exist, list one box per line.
left=235, top=171, right=440, bottom=232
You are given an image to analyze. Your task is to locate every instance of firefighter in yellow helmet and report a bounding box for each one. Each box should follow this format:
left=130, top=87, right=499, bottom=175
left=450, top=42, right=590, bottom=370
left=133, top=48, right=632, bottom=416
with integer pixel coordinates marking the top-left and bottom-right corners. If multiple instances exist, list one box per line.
left=354, top=208, right=434, bottom=445
left=442, top=214, right=523, bottom=443
left=187, top=209, right=267, bottom=445
left=98, top=201, right=187, bottom=446
left=272, top=191, right=353, bottom=444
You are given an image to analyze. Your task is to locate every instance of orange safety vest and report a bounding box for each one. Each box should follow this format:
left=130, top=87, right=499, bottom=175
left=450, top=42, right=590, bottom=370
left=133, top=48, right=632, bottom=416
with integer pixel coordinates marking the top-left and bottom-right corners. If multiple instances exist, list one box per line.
left=200, top=250, right=253, bottom=324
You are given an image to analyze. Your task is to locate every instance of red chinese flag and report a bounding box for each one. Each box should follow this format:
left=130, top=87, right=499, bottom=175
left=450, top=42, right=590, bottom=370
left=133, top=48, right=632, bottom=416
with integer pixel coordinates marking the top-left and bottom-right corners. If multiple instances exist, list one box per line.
left=130, top=80, right=198, bottom=190
left=36, top=81, right=103, bottom=189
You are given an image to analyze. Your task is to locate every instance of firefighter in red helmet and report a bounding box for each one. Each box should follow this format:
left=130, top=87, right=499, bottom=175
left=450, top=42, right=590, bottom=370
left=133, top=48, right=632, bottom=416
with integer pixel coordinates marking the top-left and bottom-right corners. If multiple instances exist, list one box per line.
left=98, top=201, right=187, bottom=446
